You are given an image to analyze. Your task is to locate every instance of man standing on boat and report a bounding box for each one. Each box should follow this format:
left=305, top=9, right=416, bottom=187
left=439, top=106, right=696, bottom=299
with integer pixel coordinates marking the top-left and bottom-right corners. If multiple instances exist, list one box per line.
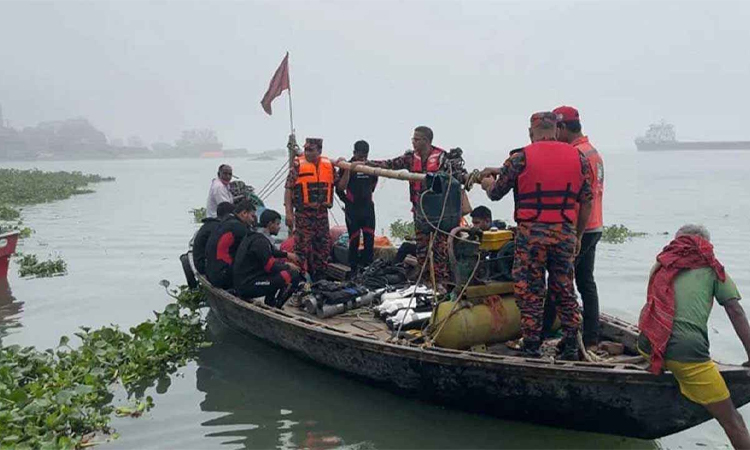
left=542, top=106, right=605, bottom=349
left=205, top=199, right=257, bottom=289
left=638, top=224, right=750, bottom=449
left=284, top=137, right=336, bottom=281
left=368, top=126, right=467, bottom=287
left=480, top=112, right=593, bottom=359
left=336, top=140, right=378, bottom=277
left=206, top=164, right=234, bottom=218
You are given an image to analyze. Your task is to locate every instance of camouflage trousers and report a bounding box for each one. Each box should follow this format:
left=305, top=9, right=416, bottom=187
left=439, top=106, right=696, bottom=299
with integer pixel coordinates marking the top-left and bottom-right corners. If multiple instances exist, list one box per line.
left=415, top=226, right=452, bottom=286
left=512, top=222, right=581, bottom=343
left=294, top=207, right=331, bottom=279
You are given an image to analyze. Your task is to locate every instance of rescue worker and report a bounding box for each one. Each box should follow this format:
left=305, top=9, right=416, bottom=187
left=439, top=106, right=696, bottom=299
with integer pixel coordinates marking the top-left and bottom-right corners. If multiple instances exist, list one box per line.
left=368, top=126, right=467, bottom=286
left=284, top=136, right=336, bottom=281
left=638, top=224, right=750, bottom=449
left=336, top=140, right=378, bottom=275
left=542, top=106, right=605, bottom=348
left=205, top=199, right=256, bottom=289
left=193, top=201, right=234, bottom=275
left=479, top=112, right=593, bottom=359
left=206, top=164, right=234, bottom=218
left=470, top=206, right=507, bottom=231
left=234, top=209, right=303, bottom=308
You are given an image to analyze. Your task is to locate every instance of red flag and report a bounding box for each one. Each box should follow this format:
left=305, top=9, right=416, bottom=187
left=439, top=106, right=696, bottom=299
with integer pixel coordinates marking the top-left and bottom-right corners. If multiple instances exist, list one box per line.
left=260, top=52, right=290, bottom=115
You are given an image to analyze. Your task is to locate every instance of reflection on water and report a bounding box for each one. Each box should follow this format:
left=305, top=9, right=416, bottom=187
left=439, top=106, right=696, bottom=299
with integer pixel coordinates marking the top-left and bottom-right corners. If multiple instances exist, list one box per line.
left=0, top=278, right=23, bottom=345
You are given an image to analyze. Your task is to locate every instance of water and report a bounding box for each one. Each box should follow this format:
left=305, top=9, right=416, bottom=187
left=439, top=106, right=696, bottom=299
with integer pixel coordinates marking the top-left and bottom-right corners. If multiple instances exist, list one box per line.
left=1, top=149, right=749, bottom=449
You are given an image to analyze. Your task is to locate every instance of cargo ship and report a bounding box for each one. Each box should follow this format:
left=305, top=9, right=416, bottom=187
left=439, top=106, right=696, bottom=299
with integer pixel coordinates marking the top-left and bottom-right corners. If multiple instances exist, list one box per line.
left=635, top=121, right=750, bottom=151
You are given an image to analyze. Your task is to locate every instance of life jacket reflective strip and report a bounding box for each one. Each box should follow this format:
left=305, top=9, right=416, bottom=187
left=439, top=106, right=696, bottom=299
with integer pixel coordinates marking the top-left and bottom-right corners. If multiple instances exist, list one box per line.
left=515, top=141, right=584, bottom=224
left=572, top=136, right=604, bottom=230
left=294, top=156, right=334, bottom=206
left=409, top=147, right=444, bottom=205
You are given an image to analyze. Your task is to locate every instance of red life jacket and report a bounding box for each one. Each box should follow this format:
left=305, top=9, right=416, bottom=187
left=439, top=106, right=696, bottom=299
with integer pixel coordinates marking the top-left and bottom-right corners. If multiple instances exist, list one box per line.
left=515, top=141, right=584, bottom=224
left=572, top=136, right=604, bottom=231
left=409, top=146, right=444, bottom=205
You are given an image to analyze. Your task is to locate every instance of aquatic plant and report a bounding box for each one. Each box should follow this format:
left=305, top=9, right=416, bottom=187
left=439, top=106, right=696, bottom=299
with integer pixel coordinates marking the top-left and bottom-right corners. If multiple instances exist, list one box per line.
left=17, top=254, right=68, bottom=278
left=190, top=207, right=206, bottom=223
left=389, top=219, right=415, bottom=241
left=0, top=169, right=114, bottom=207
left=0, top=222, right=34, bottom=238
left=0, top=285, right=209, bottom=449
left=0, top=205, right=20, bottom=221
left=601, top=224, right=648, bottom=244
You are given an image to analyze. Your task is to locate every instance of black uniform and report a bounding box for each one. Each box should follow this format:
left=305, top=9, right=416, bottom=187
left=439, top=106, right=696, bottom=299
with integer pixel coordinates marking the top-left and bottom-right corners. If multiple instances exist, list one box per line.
left=233, top=231, right=301, bottom=306
left=193, top=217, right=221, bottom=275
left=205, top=214, right=249, bottom=289
left=336, top=163, right=378, bottom=273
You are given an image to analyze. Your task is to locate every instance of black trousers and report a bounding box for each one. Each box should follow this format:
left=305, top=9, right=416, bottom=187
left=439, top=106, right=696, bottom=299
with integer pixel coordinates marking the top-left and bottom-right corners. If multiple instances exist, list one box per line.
left=542, top=231, right=602, bottom=346
left=345, top=205, right=375, bottom=272
left=238, top=271, right=301, bottom=307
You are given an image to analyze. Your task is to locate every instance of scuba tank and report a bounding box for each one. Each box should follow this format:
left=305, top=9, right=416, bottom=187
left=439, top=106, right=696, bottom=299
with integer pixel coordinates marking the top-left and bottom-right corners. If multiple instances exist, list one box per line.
left=414, top=173, right=462, bottom=233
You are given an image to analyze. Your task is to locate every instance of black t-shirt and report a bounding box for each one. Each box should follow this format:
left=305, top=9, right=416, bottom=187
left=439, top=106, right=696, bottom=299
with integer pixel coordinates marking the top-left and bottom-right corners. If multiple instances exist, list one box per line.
left=205, top=215, right=249, bottom=289
left=233, top=232, right=289, bottom=294
left=336, top=163, right=378, bottom=212
left=193, top=218, right=221, bottom=274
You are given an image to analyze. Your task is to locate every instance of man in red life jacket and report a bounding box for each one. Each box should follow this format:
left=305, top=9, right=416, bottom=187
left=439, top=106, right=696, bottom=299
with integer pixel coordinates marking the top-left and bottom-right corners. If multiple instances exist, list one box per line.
left=541, top=106, right=605, bottom=348
left=368, top=126, right=467, bottom=286
left=480, top=112, right=593, bottom=359
left=284, top=137, right=338, bottom=281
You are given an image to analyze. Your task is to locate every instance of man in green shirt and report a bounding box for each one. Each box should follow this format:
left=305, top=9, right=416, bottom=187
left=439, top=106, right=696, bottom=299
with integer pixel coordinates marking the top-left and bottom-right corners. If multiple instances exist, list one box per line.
left=638, top=224, right=750, bottom=449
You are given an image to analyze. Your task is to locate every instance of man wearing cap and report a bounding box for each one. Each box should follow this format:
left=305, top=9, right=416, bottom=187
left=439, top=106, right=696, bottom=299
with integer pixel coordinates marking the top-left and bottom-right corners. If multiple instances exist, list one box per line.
left=284, top=137, right=337, bottom=281
left=542, top=106, right=605, bottom=349
left=479, top=112, right=593, bottom=359
left=336, top=140, right=378, bottom=276
left=367, top=126, right=467, bottom=287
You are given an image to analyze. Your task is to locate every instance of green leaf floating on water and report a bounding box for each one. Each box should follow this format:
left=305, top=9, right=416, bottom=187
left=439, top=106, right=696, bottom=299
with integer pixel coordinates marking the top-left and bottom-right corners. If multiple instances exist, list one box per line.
left=0, top=284, right=209, bottom=448
left=600, top=224, right=648, bottom=244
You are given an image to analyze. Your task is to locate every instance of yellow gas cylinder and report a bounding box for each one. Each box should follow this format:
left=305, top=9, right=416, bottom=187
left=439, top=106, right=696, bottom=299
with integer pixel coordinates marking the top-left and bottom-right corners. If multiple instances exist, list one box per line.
left=429, top=283, right=560, bottom=350
left=479, top=229, right=513, bottom=252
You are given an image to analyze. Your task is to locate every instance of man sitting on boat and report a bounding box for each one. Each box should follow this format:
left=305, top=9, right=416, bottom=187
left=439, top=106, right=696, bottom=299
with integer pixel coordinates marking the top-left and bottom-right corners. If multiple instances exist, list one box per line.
left=367, top=126, right=467, bottom=287
left=205, top=199, right=256, bottom=289
left=638, top=224, right=750, bottom=449
left=479, top=112, right=593, bottom=359
left=470, top=206, right=506, bottom=231
left=206, top=164, right=234, bottom=218
left=193, top=201, right=234, bottom=275
left=284, top=137, right=338, bottom=282
left=233, top=209, right=303, bottom=308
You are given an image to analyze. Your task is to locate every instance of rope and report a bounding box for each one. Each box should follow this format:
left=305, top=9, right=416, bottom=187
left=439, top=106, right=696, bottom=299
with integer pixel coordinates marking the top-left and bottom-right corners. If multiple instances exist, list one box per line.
left=259, top=174, right=288, bottom=201
left=256, top=159, right=290, bottom=198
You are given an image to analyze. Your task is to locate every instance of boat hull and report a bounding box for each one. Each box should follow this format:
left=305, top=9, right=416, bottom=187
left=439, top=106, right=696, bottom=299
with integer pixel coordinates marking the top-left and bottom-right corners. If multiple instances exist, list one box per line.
left=197, top=272, right=750, bottom=439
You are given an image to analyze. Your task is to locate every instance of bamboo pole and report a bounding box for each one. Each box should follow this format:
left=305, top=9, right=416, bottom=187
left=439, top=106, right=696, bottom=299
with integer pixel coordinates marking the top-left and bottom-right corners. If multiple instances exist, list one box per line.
left=332, top=160, right=426, bottom=182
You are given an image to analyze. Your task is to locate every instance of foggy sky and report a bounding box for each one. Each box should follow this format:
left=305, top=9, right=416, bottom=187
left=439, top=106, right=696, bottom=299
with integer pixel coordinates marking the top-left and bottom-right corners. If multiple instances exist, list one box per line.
left=1, top=0, right=748, bottom=164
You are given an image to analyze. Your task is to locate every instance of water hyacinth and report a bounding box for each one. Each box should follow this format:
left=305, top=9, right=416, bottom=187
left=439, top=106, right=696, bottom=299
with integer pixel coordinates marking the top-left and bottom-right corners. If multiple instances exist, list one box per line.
left=601, top=224, right=648, bottom=244
left=0, top=285, right=209, bottom=449
left=17, top=254, right=68, bottom=278
left=389, top=219, right=415, bottom=241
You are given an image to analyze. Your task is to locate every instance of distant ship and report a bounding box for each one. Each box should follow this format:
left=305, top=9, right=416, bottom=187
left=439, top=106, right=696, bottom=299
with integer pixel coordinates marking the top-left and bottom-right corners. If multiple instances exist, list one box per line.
left=635, top=121, right=750, bottom=151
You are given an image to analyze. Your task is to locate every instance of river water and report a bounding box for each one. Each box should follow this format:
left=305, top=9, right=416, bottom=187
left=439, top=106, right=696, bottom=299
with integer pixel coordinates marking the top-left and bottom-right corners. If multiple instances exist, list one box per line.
left=1, top=148, right=749, bottom=449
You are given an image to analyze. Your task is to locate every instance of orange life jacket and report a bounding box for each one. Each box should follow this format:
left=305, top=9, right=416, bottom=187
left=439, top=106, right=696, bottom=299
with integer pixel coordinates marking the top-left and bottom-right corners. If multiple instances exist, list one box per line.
left=572, top=136, right=604, bottom=231
left=514, top=141, right=584, bottom=224
left=409, top=146, right=444, bottom=205
left=294, top=156, right=334, bottom=206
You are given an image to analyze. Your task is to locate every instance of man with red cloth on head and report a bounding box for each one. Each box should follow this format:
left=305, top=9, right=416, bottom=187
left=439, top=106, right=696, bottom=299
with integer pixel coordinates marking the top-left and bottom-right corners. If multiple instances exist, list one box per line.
left=542, top=106, right=605, bottom=348
left=638, top=224, right=750, bottom=449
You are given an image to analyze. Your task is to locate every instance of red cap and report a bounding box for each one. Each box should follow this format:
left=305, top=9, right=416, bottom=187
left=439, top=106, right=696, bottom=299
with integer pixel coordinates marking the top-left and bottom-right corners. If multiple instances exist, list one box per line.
left=553, top=106, right=579, bottom=122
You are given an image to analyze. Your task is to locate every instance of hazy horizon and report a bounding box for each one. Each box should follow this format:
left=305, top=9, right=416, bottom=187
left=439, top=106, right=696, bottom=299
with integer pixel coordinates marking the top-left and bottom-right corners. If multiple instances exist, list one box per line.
left=1, top=0, right=748, bottom=160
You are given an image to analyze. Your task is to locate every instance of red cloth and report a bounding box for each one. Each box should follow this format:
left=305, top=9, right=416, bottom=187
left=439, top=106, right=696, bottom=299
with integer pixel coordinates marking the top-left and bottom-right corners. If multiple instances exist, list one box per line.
left=553, top=105, right=580, bottom=121
left=261, top=53, right=290, bottom=115
left=639, top=235, right=725, bottom=374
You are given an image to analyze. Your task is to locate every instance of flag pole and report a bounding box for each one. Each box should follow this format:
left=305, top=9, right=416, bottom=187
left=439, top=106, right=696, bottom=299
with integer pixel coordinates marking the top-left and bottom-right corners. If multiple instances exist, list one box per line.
left=287, top=52, right=295, bottom=135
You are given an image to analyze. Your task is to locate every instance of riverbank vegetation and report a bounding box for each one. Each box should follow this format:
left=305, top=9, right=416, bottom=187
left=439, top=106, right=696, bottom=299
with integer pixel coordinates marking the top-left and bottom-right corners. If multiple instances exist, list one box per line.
left=0, top=284, right=208, bottom=449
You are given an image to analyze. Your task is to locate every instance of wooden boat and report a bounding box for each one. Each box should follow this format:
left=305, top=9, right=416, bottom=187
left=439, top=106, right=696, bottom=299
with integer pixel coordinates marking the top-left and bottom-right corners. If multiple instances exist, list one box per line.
left=187, top=251, right=750, bottom=439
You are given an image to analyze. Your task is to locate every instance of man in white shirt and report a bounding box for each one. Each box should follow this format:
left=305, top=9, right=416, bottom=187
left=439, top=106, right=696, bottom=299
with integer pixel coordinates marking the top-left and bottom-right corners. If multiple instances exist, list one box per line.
left=206, top=164, right=234, bottom=218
